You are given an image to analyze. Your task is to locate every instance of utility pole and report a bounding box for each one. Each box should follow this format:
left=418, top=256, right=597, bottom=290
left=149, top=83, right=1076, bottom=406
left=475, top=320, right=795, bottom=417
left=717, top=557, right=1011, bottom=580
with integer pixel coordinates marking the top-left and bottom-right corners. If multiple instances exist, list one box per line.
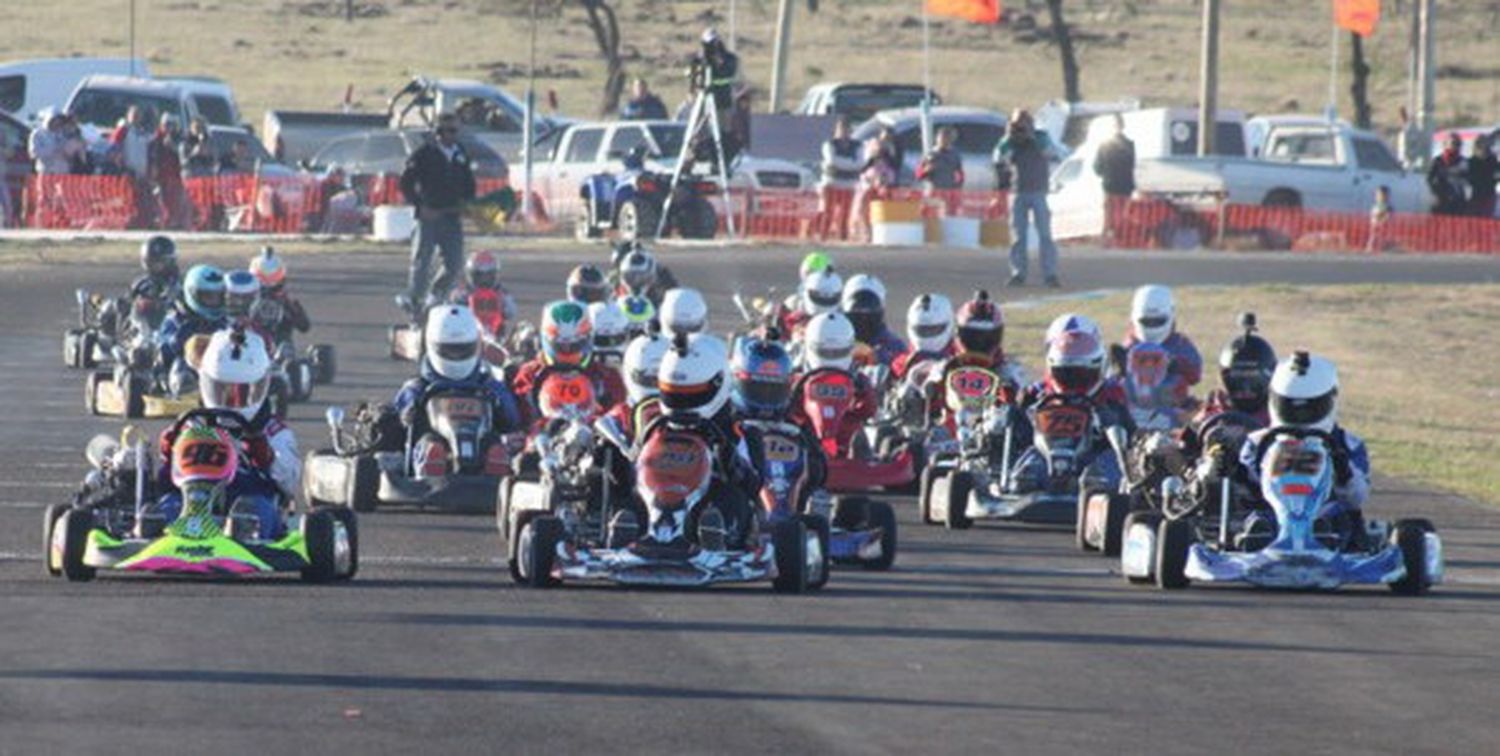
left=129, top=0, right=138, bottom=76
left=1414, top=0, right=1435, bottom=162
left=768, top=0, right=795, bottom=113
left=521, top=0, right=538, bottom=228
left=1197, top=0, right=1221, bottom=156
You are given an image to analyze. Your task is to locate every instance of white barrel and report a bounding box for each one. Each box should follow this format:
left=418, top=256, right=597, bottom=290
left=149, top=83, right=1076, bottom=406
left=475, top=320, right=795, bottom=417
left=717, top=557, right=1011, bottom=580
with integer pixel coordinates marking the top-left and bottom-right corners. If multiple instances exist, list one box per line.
left=372, top=205, right=416, bottom=241
left=940, top=217, right=981, bottom=248
left=871, top=222, right=925, bottom=246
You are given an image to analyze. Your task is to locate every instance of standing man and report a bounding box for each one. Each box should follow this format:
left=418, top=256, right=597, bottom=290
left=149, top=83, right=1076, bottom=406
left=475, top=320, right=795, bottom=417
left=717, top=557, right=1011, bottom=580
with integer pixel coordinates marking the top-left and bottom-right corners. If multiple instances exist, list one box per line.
left=399, top=113, right=476, bottom=314
left=996, top=109, right=1067, bottom=288
left=917, top=126, right=965, bottom=212
left=1467, top=135, right=1498, bottom=219
left=1092, top=114, right=1136, bottom=247
left=1426, top=133, right=1468, bottom=216
left=621, top=78, right=668, bottom=121
left=110, top=106, right=156, bottom=228
left=818, top=117, right=861, bottom=240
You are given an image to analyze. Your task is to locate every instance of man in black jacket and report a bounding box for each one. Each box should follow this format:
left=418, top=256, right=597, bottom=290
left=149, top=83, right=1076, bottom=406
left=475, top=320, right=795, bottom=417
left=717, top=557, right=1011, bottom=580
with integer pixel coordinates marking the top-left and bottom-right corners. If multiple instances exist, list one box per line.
left=399, top=114, right=477, bottom=314
left=1093, top=115, right=1136, bottom=247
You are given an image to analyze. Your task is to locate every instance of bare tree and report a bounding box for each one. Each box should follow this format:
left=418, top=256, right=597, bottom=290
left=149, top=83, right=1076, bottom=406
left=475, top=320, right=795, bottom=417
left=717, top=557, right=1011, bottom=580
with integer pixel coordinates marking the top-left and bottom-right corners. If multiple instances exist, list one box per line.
left=1349, top=31, right=1372, bottom=129
left=1044, top=0, right=1083, bottom=103
left=577, top=0, right=626, bottom=116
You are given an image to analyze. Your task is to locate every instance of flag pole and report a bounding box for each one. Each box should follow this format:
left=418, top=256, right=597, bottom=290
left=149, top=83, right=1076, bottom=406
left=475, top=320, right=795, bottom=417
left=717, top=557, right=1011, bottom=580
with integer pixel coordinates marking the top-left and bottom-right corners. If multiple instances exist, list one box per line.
left=921, top=0, right=933, bottom=153
left=1326, top=21, right=1339, bottom=121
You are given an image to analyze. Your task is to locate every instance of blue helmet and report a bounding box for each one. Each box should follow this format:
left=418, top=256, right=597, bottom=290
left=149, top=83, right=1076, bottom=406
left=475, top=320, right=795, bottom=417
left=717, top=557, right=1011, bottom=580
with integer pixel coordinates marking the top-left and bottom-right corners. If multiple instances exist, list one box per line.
left=730, top=336, right=794, bottom=419
left=183, top=264, right=226, bottom=320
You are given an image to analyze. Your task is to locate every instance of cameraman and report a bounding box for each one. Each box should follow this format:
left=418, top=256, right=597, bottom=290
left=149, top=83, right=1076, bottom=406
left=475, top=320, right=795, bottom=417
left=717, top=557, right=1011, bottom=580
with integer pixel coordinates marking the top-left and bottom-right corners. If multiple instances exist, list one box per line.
left=697, top=28, right=739, bottom=113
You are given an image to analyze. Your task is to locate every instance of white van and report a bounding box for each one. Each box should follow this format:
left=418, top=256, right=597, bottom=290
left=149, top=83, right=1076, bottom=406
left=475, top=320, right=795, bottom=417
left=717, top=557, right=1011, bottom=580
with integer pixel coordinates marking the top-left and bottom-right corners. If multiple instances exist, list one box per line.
left=0, top=58, right=151, bottom=124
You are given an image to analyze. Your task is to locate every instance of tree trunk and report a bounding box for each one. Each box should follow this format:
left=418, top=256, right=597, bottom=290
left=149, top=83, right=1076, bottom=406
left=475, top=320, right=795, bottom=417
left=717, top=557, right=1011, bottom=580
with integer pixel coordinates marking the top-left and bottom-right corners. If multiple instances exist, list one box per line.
left=1349, top=31, right=1372, bottom=129
left=1045, top=0, right=1083, bottom=103
left=580, top=0, right=626, bottom=117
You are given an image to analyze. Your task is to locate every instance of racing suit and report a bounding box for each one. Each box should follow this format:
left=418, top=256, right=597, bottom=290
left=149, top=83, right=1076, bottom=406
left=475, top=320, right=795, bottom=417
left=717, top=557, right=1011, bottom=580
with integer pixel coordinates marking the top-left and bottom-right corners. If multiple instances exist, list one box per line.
left=1120, top=330, right=1203, bottom=406
left=128, top=272, right=179, bottom=317
left=449, top=283, right=519, bottom=337
left=1238, top=425, right=1371, bottom=513
left=1005, top=379, right=1133, bottom=494
left=156, top=305, right=227, bottom=388
left=511, top=358, right=628, bottom=427
left=154, top=405, right=300, bottom=540
left=857, top=325, right=908, bottom=369
left=787, top=368, right=879, bottom=456
left=254, top=286, right=312, bottom=347
left=891, top=344, right=954, bottom=382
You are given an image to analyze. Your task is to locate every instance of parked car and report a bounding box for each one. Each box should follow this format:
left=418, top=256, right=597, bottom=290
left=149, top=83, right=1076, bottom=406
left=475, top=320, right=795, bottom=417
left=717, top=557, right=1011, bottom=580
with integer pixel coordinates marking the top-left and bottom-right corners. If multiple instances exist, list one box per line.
left=207, top=126, right=297, bottom=176
left=795, top=83, right=940, bottom=125
left=851, top=106, right=1009, bottom=190
left=0, top=109, right=30, bottom=225
left=0, top=57, right=151, bottom=124
left=304, top=128, right=510, bottom=181
left=1034, top=97, right=1141, bottom=148
left=157, top=76, right=243, bottom=128
left=64, top=75, right=202, bottom=135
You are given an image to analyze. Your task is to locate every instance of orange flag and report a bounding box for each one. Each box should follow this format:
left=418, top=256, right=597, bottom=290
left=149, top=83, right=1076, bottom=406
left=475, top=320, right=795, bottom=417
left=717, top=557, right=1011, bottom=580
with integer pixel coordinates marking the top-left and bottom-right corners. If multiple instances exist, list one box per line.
left=1334, top=0, right=1380, bottom=37
left=927, top=0, right=1002, bottom=25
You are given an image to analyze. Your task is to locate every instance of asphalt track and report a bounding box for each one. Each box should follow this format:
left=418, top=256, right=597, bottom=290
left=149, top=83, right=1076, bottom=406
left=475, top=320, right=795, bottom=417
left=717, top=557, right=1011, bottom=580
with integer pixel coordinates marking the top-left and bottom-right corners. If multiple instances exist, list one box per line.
left=3, top=242, right=1500, bottom=755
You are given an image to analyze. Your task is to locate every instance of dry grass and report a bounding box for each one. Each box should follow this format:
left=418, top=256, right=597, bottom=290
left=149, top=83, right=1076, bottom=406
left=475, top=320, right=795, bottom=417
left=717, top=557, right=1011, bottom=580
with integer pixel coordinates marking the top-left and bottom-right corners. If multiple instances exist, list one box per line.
left=1, top=0, right=1497, bottom=134
left=1001, top=282, right=1500, bottom=506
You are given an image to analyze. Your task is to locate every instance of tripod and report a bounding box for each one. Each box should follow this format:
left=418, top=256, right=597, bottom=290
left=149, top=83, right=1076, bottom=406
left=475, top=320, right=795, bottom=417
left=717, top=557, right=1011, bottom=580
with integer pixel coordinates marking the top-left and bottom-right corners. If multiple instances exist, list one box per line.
left=658, top=84, right=737, bottom=239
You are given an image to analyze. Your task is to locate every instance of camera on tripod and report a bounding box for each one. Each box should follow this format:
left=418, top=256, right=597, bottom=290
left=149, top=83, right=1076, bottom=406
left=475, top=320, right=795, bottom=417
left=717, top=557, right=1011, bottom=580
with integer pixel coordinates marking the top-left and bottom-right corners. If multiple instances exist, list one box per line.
left=685, top=56, right=709, bottom=91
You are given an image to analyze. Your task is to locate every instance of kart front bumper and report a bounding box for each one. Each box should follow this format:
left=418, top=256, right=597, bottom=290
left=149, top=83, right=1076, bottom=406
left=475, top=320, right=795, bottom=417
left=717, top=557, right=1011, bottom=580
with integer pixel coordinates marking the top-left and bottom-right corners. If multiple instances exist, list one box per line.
left=553, top=543, right=776, bottom=587
left=1185, top=542, right=1419, bottom=589
left=380, top=472, right=502, bottom=513
left=968, top=488, right=1077, bottom=525
left=75, top=530, right=330, bottom=576
left=824, top=453, right=916, bottom=492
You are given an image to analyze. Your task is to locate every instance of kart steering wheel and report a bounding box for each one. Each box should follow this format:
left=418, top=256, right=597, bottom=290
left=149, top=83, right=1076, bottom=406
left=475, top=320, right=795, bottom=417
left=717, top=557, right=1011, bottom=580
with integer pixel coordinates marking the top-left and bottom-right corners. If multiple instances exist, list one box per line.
left=167, top=407, right=251, bottom=439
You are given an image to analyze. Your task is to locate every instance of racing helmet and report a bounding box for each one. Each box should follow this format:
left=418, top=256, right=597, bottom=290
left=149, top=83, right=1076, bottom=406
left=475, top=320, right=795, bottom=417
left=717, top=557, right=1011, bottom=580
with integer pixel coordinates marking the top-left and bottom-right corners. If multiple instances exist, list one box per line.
left=199, top=327, right=272, bottom=421
left=1045, top=330, right=1105, bottom=396
left=906, top=293, right=955, bottom=354
left=141, top=235, right=178, bottom=280
left=467, top=250, right=502, bottom=290
left=170, top=424, right=239, bottom=488
left=799, top=251, right=833, bottom=280
left=1131, top=285, right=1176, bottom=344
left=587, top=300, right=631, bottom=353
left=841, top=274, right=887, bottom=344
left=622, top=331, right=670, bottom=404
left=566, top=264, right=609, bottom=304
left=618, top=248, right=659, bottom=295
left=1044, top=312, right=1102, bottom=349
left=730, top=336, right=794, bottom=419
left=225, top=270, right=261, bottom=318
left=799, top=268, right=843, bottom=316
left=955, top=290, right=1003, bottom=357
left=183, top=265, right=226, bottom=320
left=803, top=311, right=857, bottom=371
left=618, top=294, right=656, bottom=336
left=540, top=300, right=594, bottom=367
left=250, top=246, right=286, bottom=290
left=424, top=305, right=483, bottom=380
left=1219, top=312, right=1277, bottom=415
left=659, top=333, right=730, bottom=421
left=1268, top=351, right=1338, bottom=432
left=660, top=287, right=708, bottom=336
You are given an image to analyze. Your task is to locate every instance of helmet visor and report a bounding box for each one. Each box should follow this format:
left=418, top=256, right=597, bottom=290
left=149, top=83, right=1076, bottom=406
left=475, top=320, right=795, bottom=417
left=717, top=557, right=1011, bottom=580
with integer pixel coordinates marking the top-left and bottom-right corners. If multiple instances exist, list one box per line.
left=204, top=374, right=269, bottom=411
left=1222, top=367, right=1269, bottom=407
left=813, top=342, right=853, bottom=364
left=629, top=366, right=661, bottom=393
left=623, top=268, right=654, bottom=292
left=569, top=282, right=608, bottom=304
left=1050, top=365, right=1100, bottom=393
left=1137, top=315, right=1170, bottom=330
left=661, top=376, right=722, bottom=412
left=435, top=340, right=479, bottom=362
left=1271, top=390, right=1335, bottom=426
left=912, top=322, right=949, bottom=339
left=547, top=335, right=589, bottom=363
left=195, top=288, right=225, bottom=313
left=736, top=373, right=791, bottom=411
left=847, top=310, right=882, bottom=344
left=807, top=289, right=841, bottom=309
left=957, top=324, right=1001, bottom=355
left=471, top=270, right=499, bottom=289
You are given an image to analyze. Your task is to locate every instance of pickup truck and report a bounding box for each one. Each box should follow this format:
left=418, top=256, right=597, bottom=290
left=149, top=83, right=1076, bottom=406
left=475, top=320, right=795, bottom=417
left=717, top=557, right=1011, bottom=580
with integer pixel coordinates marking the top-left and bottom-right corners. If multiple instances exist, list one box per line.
left=1050, top=108, right=1431, bottom=240
left=794, top=83, right=939, bottom=125
left=529, top=119, right=814, bottom=224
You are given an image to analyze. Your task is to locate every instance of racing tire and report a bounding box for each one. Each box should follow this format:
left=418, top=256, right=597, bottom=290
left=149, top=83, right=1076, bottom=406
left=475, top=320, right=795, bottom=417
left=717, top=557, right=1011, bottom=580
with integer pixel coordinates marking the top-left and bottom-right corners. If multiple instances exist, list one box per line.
left=944, top=471, right=975, bottom=531
left=1101, top=493, right=1133, bottom=557
left=288, top=360, right=315, bottom=403
left=1121, top=511, right=1162, bottom=585
left=507, top=510, right=533, bottom=584
left=324, top=507, right=359, bottom=580
left=495, top=476, right=515, bottom=542
left=617, top=198, right=660, bottom=242
left=44, top=504, right=68, bottom=577
left=918, top=464, right=940, bottom=525
left=771, top=518, right=809, bottom=594
left=300, top=509, right=339, bottom=583
left=520, top=515, right=563, bottom=589
left=309, top=344, right=337, bottom=385
left=800, top=514, right=832, bottom=590
left=1155, top=517, right=1194, bottom=590
left=863, top=499, right=899, bottom=571
left=1075, top=489, right=1100, bottom=553
left=348, top=455, right=380, bottom=513
left=121, top=373, right=145, bottom=419
left=387, top=325, right=404, bottom=360
left=85, top=371, right=107, bottom=415
left=1389, top=519, right=1434, bottom=596
left=832, top=496, right=869, bottom=529
left=63, top=329, right=80, bottom=368
left=59, top=508, right=97, bottom=582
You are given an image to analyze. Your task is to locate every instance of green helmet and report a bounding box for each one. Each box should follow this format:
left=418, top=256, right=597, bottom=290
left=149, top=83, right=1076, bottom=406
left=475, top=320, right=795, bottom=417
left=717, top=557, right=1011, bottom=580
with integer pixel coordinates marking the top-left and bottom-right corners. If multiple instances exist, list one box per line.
left=799, top=252, right=833, bottom=280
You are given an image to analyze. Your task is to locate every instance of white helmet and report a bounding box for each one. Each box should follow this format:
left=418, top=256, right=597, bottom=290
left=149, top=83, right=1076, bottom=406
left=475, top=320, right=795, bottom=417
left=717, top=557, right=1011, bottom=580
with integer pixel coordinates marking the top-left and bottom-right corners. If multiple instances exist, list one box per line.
left=1269, top=350, right=1339, bottom=432
left=1044, top=312, right=1102, bottom=348
left=906, top=293, right=954, bottom=354
left=1131, top=285, right=1176, bottom=344
left=803, top=311, right=857, bottom=371
left=660, top=287, right=708, bottom=336
left=424, top=304, right=482, bottom=380
left=799, top=269, right=843, bottom=316
left=658, top=333, right=729, bottom=420
left=622, top=332, right=670, bottom=404
left=199, top=327, right=271, bottom=421
left=587, top=301, right=631, bottom=353
left=841, top=273, right=887, bottom=309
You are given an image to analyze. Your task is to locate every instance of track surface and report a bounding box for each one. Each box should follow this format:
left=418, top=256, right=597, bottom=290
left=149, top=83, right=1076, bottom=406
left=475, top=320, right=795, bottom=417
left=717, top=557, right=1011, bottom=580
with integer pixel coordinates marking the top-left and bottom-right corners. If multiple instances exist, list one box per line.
left=3, top=244, right=1500, bottom=754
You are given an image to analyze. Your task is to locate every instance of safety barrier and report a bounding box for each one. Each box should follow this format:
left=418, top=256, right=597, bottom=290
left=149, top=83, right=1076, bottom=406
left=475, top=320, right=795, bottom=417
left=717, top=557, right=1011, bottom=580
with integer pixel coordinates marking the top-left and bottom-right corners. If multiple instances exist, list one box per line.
left=25, top=175, right=139, bottom=230
left=722, top=187, right=1009, bottom=242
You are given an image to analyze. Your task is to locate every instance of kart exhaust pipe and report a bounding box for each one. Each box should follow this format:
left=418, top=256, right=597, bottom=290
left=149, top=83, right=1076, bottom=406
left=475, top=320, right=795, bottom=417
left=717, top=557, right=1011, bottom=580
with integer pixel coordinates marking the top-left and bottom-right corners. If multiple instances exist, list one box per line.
left=1218, top=476, right=1231, bottom=548
left=999, top=424, right=1014, bottom=492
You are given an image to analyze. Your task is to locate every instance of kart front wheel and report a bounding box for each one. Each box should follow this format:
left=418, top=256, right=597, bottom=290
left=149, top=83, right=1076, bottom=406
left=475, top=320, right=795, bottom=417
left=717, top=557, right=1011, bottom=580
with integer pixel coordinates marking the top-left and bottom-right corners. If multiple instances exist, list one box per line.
left=863, top=499, right=898, bottom=571
left=944, top=472, right=975, bottom=531
left=1155, top=517, right=1194, bottom=590
left=801, top=514, right=831, bottom=591
left=300, top=509, right=339, bottom=583
left=324, top=507, right=359, bottom=580
left=59, top=508, right=97, bottom=582
left=518, top=515, right=563, bottom=589
left=918, top=464, right=939, bottom=525
left=1389, top=519, right=1435, bottom=596
left=1121, top=511, right=1162, bottom=585
left=309, top=345, right=337, bottom=385
left=43, top=504, right=68, bottom=577
left=771, top=518, right=809, bottom=594
left=349, top=456, right=380, bottom=513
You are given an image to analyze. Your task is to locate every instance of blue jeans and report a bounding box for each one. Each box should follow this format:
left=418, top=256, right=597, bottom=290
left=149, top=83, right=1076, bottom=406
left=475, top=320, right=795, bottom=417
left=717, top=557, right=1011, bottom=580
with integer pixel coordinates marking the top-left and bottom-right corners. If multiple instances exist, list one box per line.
left=1009, top=192, right=1059, bottom=280
left=407, top=213, right=465, bottom=305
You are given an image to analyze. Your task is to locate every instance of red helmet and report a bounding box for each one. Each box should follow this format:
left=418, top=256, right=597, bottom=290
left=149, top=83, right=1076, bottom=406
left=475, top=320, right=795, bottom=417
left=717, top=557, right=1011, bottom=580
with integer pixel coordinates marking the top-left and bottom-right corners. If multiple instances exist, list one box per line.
left=954, top=290, right=1003, bottom=357
left=1045, top=330, right=1105, bottom=395
left=467, top=251, right=501, bottom=290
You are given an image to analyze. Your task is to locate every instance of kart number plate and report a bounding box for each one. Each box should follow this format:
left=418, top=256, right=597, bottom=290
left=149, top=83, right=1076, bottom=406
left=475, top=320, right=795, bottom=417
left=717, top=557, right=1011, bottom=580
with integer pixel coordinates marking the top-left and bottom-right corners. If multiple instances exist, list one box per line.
left=431, top=396, right=485, bottom=420
left=763, top=433, right=800, bottom=463
left=1036, top=406, right=1089, bottom=441
left=945, top=367, right=999, bottom=412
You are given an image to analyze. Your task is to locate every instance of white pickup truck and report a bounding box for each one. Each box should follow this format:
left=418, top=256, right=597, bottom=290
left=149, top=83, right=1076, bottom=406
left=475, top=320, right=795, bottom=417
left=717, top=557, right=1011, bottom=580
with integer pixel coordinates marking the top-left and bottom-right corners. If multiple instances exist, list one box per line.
left=1050, top=108, right=1430, bottom=240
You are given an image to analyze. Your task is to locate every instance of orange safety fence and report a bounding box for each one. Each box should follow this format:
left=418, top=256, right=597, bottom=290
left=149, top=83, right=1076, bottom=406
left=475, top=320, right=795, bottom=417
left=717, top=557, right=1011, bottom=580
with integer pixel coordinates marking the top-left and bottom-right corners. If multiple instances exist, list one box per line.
left=24, top=175, right=138, bottom=230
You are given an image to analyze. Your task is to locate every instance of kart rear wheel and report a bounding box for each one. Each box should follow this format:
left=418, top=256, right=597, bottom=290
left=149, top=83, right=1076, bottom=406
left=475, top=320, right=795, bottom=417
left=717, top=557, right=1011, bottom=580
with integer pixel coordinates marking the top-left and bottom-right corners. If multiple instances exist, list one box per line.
left=1121, top=511, right=1162, bottom=584
left=863, top=499, right=898, bottom=571
left=1155, top=517, right=1194, bottom=590
left=771, top=518, right=809, bottom=594
left=1075, top=489, right=1100, bottom=552
left=43, top=504, right=68, bottom=577
left=520, top=515, right=563, bottom=589
left=324, top=507, right=359, bottom=580
left=59, top=509, right=97, bottom=582
left=121, top=374, right=145, bottom=419
left=800, top=514, right=831, bottom=590
left=349, top=456, right=379, bottom=513
left=309, top=345, right=337, bottom=385
left=300, top=509, right=339, bottom=583
left=1101, top=493, right=1133, bottom=557
left=1389, top=519, right=1434, bottom=595
left=832, top=496, right=869, bottom=529
left=85, top=371, right=107, bottom=416
left=288, top=360, right=314, bottom=403
left=507, top=510, right=532, bottom=584
left=918, top=464, right=939, bottom=525
left=944, top=471, right=974, bottom=530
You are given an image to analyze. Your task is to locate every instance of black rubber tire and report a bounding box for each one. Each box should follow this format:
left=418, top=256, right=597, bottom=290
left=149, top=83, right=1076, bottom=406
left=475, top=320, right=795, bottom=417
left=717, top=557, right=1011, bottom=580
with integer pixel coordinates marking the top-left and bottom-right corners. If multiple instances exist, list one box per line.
left=1075, top=488, right=1099, bottom=552
left=288, top=360, right=314, bottom=403
left=63, top=329, right=81, bottom=368
left=523, top=515, right=564, bottom=588
left=918, top=464, right=939, bottom=525
left=60, top=508, right=97, bottom=582
left=309, top=344, right=338, bottom=385
left=1102, top=493, right=1134, bottom=557
left=495, top=476, right=515, bottom=541
left=44, top=504, right=68, bottom=577
left=1262, top=189, right=1302, bottom=209
left=1121, top=510, right=1162, bottom=585
left=618, top=198, right=659, bottom=242
left=1389, top=518, right=1432, bottom=595
left=300, top=509, right=338, bottom=583
left=945, top=471, right=974, bottom=531
left=863, top=499, right=898, bottom=571
left=507, top=510, right=532, bottom=583
left=324, top=507, right=359, bottom=580
left=122, top=373, right=145, bottom=419
left=832, top=496, right=869, bottom=529
left=85, top=371, right=106, bottom=415
left=800, top=514, right=832, bottom=590
left=78, top=330, right=98, bottom=369
left=771, top=518, right=809, bottom=593
left=1155, top=516, right=1194, bottom=590
left=349, top=455, right=380, bottom=513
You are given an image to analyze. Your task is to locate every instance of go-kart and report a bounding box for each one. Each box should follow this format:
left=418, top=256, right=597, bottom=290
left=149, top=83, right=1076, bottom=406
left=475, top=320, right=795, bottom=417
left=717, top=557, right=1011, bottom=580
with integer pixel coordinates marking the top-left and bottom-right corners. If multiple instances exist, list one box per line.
left=1119, top=342, right=1193, bottom=431
left=64, top=288, right=165, bottom=369
left=250, top=296, right=337, bottom=393
left=1120, top=427, right=1442, bottom=593
left=85, top=333, right=207, bottom=419
left=797, top=367, right=918, bottom=493
left=577, top=148, right=718, bottom=241
left=510, top=416, right=827, bottom=592
left=45, top=409, right=356, bottom=582
left=305, top=390, right=519, bottom=513
left=389, top=288, right=536, bottom=380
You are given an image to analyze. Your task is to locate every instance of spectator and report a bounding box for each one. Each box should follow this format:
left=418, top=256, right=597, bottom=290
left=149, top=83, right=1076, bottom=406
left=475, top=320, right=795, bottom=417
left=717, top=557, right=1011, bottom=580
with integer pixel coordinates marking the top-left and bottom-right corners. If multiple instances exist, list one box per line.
left=29, top=109, right=72, bottom=175
left=917, top=126, right=965, bottom=191
left=1467, top=135, right=1498, bottom=219
left=866, top=125, right=904, bottom=187
left=1092, top=114, right=1136, bottom=247
left=1426, top=133, right=1468, bottom=216
left=991, top=124, right=1012, bottom=191
left=218, top=139, right=254, bottom=175
left=1366, top=185, right=1393, bottom=253
left=181, top=117, right=217, bottom=177
left=850, top=132, right=900, bottom=242
left=59, top=115, right=90, bottom=174
left=111, top=106, right=157, bottom=227
left=150, top=115, right=192, bottom=230
left=996, top=109, right=1067, bottom=288
left=399, top=113, right=476, bottom=313
left=818, top=116, right=861, bottom=240
left=620, top=78, right=668, bottom=121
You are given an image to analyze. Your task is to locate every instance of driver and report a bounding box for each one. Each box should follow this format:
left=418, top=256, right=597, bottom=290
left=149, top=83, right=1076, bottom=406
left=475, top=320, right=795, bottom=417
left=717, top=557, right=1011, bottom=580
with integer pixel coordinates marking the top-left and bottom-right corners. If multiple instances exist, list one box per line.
left=788, top=312, right=878, bottom=452
left=1008, top=330, right=1132, bottom=493
left=511, top=300, right=627, bottom=426
left=892, top=293, right=955, bottom=380
left=731, top=334, right=827, bottom=497
left=1119, top=285, right=1202, bottom=405
left=392, top=305, right=524, bottom=475
left=781, top=267, right=842, bottom=342
left=840, top=273, right=907, bottom=367
left=566, top=264, right=610, bottom=305
left=587, top=300, right=631, bottom=371
left=152, top=327, right=298, bottom=540
left=612, top=243, right=679, bottom=306
left=597, top=328, right=670, bottom=449
left=249, top=247, right=312, bottom=346
left=132, top=235, right=181, bottom=308
left=925, top=291, right=1026, bottom=414
left=157, top=264, right=229, bottom=390
left=450, top=250, right=518, bottom=336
